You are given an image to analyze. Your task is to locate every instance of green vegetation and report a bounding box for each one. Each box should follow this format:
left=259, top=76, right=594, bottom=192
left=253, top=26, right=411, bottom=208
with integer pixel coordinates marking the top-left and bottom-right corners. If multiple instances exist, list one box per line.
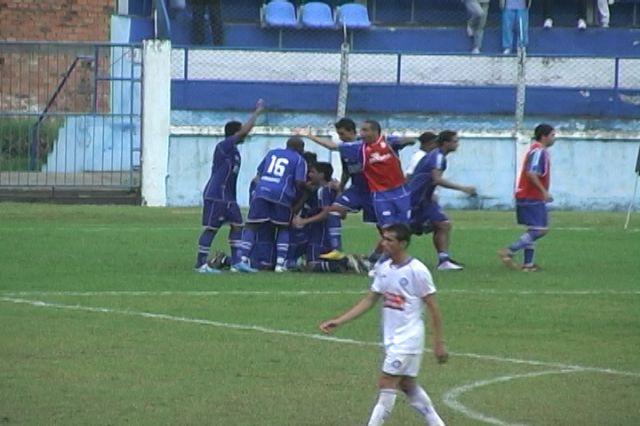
left=0, top=203, right=638, bottom=425
left=0, top=117, right=62, bottom=171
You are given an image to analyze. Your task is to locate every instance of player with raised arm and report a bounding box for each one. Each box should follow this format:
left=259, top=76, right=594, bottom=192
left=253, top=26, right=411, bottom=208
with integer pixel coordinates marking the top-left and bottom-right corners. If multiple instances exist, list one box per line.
left=320, top=223, right=448, bottom=426
left=408, top=130, right=476, bottom=271
left=499, top=123, right=556, bottom=272
left=233, top=136, right=308, bottom=273
left=194, top=99, right=265, bottom=274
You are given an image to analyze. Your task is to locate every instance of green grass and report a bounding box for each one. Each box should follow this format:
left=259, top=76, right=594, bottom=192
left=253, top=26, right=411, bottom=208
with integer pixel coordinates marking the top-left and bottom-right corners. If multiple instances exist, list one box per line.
left=0, top=203, right=639, bottom=425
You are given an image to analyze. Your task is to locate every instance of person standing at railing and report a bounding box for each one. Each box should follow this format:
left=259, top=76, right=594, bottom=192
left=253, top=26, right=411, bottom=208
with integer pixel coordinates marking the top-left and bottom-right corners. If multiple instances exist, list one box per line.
left=500, top=0, right=531, bottom=55
left=462, top=0, right=491, bottom=54
left=542, top=0, right=609, bottom=29
left=191, top=0, right=224, bottom=46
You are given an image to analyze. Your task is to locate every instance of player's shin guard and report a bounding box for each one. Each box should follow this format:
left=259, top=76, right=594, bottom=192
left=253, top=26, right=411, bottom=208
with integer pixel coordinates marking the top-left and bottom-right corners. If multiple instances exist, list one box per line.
left=368, top=389, right=397, bottom=426
left=229, top=227, right=243, bottom=264
left=238, top=228, right=256, bottom=263
left=524, top=243, right=535, bottom=265
left=275, top=228, right=290, bottom=267
left=196, top=228, right=217, bottom=266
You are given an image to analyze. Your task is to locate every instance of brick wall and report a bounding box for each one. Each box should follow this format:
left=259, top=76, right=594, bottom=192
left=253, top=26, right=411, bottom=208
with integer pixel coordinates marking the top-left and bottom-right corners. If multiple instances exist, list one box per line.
left=0, top=0, right=114, bottom=42
left=0, top=1, right=117, bottom=113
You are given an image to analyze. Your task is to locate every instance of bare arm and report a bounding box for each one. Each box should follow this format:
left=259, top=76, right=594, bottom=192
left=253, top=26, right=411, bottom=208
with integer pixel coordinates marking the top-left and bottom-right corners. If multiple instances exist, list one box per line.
left=295, top=128, right=339, bottom=150
left=320, top=292, right=381, bottom=333
left=292, top=206, right=331, bottom=227
left=234, top=99, right=265, bottom=140
left=423, top=293, right=448, bottom=364
left=432, top=169, right=477, bottom=196
left=525, top=171, right=553, bottom=202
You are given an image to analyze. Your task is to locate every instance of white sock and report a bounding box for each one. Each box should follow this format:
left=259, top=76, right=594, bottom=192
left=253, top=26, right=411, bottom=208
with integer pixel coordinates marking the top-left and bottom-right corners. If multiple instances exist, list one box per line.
left=406, top=385, right=445, bottom=426
left=368, top=389, right=397, bottom=426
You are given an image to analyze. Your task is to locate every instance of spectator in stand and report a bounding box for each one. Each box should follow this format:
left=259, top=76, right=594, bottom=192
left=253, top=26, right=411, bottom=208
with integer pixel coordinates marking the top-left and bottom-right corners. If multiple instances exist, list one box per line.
left=463, top=0, right=491, bottom=54
left=542, top=0, right=609, bottom=29
left=500, top=0, right=531, bottom=55
left=191, top=0, right=224, bottom=46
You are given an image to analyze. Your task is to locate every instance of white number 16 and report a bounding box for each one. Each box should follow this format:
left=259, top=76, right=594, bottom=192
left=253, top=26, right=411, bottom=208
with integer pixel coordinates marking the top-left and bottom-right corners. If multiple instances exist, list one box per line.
left=266, top=155, right=289, bottom=177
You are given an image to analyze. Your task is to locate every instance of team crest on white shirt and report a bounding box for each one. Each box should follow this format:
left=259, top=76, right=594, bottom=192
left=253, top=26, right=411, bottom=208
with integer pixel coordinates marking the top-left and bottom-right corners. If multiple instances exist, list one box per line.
left=399, top=277, right=409, bottom=288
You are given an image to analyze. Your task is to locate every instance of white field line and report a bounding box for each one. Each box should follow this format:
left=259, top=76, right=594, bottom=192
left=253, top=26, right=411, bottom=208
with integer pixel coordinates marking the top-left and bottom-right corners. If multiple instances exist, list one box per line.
left=2, top=289, right=640, bottom=297
left=442, top=369, right=580, bottom=426
left=1, top=296, right=639, bottom=380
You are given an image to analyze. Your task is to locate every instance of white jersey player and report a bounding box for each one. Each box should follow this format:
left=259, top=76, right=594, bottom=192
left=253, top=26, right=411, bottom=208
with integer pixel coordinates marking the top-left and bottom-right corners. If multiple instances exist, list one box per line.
left=320, top=223, right=448, bottom=426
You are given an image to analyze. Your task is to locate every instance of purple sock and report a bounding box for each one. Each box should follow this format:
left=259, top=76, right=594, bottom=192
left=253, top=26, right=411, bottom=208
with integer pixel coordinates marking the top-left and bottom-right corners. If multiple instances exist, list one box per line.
left=196, top=228, right=217, bottom=266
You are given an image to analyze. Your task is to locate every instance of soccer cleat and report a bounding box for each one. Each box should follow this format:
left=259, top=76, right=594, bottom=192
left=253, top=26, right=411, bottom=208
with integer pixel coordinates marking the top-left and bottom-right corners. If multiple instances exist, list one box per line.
left=578, top=19, right=587, bottom=30
left=498, top=249, right=516, bottom=269
left=194, top=264, right=222, bottom=274
left=521, top=264, right=541, bottom=272
left=471, top=47, right=480, bottom=55
left=502, top=48, right=511, bottom=55
left=231, top=261, right=258, bottom=273
left=274, top=265, right=288, bottom=273
left=543, top=18, right=553, bottom=29
left=437, top=260, right=464, bottom=271
left=319, top=249, right=346, bottom=261
left=208, top=250, right=229, bottom=270
left=345, top=254, right=362, bottom=274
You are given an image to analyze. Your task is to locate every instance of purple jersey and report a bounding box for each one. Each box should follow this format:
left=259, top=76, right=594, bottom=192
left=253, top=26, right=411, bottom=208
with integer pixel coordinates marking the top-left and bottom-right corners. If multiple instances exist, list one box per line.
left=338, top=141, right=369, bottom=192
left=254, top=148, right=307, bottom=206
left=305, top=185, right=338, bottom=248
left=408, top=148, right=447, bottom=208
left=203, top=135, right=241, bottom=201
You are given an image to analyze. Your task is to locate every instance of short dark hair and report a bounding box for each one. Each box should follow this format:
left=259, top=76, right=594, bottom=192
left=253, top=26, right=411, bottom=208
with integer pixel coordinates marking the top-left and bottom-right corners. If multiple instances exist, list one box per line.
left=303, top=151, right=318, bottom=166
left=287, top=136, right=305, bottom=153
left=437, top=130, right=457, bottom=145
left=363, top=120, right=381, bottom=134
left=534, top=124, right=554, bottom=141
left=418, top=131, right=437, bottom=145
left=224, top=121, right=242, bottom=137
left=334, top=118, right=356, bottom=133
left=312, top=161, right=333, bottom=181
left=384, top=223, right=412, bottom=246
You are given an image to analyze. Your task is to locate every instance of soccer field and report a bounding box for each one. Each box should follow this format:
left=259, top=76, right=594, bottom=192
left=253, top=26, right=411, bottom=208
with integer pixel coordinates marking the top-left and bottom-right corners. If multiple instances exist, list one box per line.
left=1, top=203, right=639, bottom=425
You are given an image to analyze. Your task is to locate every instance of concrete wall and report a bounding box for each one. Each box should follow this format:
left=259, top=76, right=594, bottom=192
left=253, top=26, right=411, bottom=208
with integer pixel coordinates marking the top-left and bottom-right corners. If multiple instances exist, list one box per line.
left=166, top=112, right=640, bottom=211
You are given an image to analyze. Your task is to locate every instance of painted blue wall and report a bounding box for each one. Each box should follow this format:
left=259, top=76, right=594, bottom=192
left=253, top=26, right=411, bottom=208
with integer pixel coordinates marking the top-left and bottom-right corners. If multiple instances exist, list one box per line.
left=166, top=111, right=640, bottom=211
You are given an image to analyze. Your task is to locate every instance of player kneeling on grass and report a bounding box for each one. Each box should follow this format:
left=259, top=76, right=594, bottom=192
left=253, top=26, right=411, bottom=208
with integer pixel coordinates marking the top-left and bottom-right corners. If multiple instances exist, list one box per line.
left=320, top=223, right=448, bottom=426
left=292, top=162, right=364, bottom=273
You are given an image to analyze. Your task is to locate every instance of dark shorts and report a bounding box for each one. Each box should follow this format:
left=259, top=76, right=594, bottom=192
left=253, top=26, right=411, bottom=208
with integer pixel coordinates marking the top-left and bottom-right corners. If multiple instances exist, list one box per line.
left=411, top=201, right=449, bottom=228
left=202, top=200, right=243, bottom=229
left=333, top=187, right=377, bottom=223
left=516, top=199, right=549, bottom=228
left=247, top=197, right=292, bottom=226
left=373, top=186, right=412, bottom=227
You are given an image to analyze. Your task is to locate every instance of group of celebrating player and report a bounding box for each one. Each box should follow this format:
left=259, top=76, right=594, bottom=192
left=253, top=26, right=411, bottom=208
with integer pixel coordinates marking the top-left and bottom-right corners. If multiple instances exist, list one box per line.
left=194, top=98, right=556, bottom=275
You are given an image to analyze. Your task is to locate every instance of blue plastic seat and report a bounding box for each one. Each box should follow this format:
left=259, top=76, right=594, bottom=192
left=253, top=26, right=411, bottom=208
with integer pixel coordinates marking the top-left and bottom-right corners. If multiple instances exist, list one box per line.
left=336, top=3, right=371, bottom=29
left=300, top=2, right=335, bottom=29
left=261, top=0, right=298, bottom=28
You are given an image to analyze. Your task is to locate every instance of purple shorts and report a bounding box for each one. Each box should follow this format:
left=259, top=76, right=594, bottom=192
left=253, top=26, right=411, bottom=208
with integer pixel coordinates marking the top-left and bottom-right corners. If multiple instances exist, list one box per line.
left=411, top=200, right=449, bottom=228
left=373, top=186, right=412, bottom=227
left=247, top=197, right=292, bottom=226
left=516, top=199, right=548, bottom=228
left=202, top=200, right=243, bottom=229
left=333, top=187, right=377, bottom=223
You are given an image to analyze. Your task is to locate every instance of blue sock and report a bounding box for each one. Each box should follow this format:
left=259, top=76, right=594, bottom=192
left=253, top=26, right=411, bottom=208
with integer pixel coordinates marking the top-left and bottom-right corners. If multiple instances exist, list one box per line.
left=275, top=228, right=290, bottom=266
left=196, top=228, right=217, bottom=267
left=438, top=252, right=449, bottom=263
left=229, top=227, right=243, bottom=264
left=238, top=227, right=256, bottom=263
left=524, top=243, right=535, bottom=265
left=328, top=213, right=342, bottom=250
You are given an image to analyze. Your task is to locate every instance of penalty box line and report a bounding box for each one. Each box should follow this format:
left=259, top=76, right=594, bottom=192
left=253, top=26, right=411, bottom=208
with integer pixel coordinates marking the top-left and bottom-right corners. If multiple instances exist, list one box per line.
left=1, top=295, right=639, bottom=380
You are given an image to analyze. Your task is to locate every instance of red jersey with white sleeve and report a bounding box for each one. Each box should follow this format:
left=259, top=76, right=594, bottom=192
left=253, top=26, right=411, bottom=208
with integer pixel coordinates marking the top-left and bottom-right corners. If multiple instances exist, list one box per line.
left=515, top=141, right=551, bottom=201
left=361, top=136, right=406, bottom=193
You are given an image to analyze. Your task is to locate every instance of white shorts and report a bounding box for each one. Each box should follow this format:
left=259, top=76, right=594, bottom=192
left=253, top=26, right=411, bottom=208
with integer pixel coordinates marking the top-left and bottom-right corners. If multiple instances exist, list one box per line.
left=381, top=351, right=423, bottom=378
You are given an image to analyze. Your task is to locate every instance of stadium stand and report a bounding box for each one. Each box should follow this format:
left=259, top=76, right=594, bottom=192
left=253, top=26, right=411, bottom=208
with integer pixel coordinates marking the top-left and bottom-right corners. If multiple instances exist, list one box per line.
left=300, top=2, right=336, bottom=29
left=335, top=3, right=372, bottom=29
